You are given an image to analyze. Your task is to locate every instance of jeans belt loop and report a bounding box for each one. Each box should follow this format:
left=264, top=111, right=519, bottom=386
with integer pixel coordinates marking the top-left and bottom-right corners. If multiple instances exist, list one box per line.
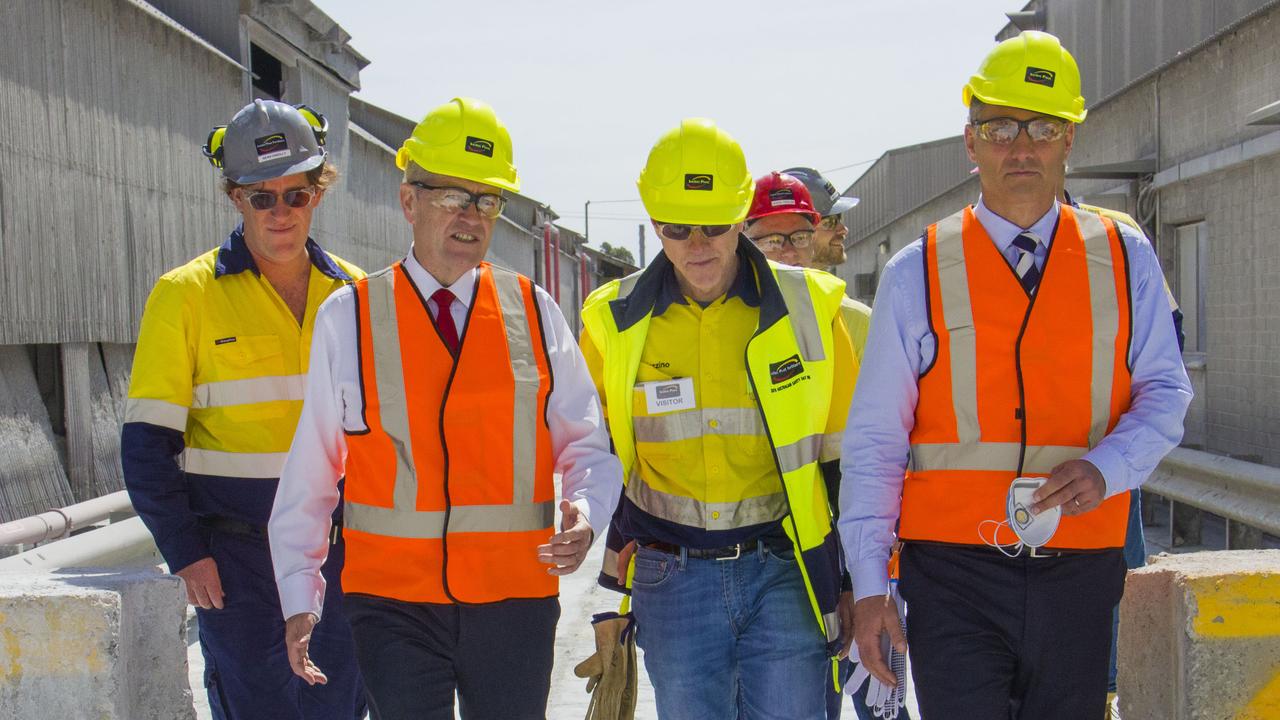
left=678, top=545, right=689, bottom=569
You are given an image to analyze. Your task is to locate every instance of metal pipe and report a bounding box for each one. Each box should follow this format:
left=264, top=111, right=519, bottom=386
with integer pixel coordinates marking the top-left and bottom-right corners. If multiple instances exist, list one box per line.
left=0, top=516, right=159, bottom=571
left=0, top=491, right=134, bottom=546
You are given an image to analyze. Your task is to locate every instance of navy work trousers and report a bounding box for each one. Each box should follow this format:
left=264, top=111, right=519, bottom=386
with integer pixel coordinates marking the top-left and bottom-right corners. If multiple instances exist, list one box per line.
left=197, top=529, right=365, bottom=720
left=344, top=594, right=560, bottom=720
left=899, top=543, right=1125, bottom=719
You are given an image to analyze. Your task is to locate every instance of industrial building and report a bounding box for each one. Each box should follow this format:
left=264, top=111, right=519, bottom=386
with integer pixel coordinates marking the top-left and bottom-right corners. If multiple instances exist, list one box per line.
left=834, top=0, right=1280, bottom=467
left=0, top=0, right=633, bottom=523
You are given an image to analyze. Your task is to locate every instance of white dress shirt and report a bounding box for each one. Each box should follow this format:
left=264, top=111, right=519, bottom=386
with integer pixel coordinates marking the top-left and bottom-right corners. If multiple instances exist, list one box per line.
left=838, top=198, right=1192, bottom=601
left=270, top=252, right=623, bottom=619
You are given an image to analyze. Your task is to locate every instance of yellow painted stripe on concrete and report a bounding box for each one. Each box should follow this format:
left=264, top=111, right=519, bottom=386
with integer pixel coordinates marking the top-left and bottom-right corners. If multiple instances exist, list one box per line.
left=1237, top=670, right=1280, bottom=720
left=1190, top=575, right=1280, bottom=638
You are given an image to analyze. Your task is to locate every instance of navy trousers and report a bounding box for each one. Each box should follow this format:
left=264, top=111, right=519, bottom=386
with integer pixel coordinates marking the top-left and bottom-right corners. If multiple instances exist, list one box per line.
left=344, top=594, right=560, bottom=720
left=899, top=543, right=1125, bottom=720
left=197, top=529, right=365, bottom=720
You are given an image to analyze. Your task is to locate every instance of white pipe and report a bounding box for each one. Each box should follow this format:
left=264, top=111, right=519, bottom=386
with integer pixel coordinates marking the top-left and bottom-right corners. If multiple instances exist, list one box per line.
left=0, top=491, right=135, bottom=546
left=0, top=516, right=160, bottom=570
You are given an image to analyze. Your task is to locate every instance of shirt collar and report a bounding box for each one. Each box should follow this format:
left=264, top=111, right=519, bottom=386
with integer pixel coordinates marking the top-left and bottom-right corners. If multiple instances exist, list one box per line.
left=214, top=223, right=352, bottom=281
left=652, top=246, right=761, bottom=318
left=402, top=250, right=478, bottom=310
left=973, top=196, right=1060, bottom=254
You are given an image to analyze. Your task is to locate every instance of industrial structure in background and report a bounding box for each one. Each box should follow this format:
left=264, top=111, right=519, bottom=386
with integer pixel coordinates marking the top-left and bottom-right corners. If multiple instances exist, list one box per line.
left=834, top=0, right=1280, bottom=470
left=0, top=0, right=635, bottom=525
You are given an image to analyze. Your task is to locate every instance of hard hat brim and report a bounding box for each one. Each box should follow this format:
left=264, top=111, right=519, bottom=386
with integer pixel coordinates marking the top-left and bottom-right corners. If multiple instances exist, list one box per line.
left=228, top=154, right=326, bottom=186
left=828, top=196, right=860, bottom=214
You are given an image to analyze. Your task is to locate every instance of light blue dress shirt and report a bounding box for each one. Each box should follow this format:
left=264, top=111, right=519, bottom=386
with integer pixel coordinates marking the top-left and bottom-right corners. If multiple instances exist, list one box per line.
left=838, top=197, right=1193, bottom=601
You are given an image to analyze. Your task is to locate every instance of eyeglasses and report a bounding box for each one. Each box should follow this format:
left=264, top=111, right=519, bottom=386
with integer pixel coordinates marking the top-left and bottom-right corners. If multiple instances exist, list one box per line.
left=239, top=186, right=318, bottom=211
left=652, top=222, right=735, bottom=242
left=409, top=182, right=507, bottom=219
left=819, top=215, right=844, bottom=230
left=970, top=116, right=1069, bottom=145
left=749, top=229, right=815, bottom=252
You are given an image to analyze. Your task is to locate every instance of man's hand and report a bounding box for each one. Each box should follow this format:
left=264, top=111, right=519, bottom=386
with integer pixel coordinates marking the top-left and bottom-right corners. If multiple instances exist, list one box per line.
left=1031, top=459, right=1107, bottom=516
left=284, top=613, right=328, bottom=686
left=174, top=557, right=225, bottom=610
left=537, top=500, right=594, bottom=576
left=852, top=594, right=907, bottom=687
left=837, top=591, right=856, bottom=659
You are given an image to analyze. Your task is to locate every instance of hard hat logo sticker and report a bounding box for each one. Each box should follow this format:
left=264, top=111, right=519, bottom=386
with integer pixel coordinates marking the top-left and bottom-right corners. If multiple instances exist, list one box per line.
left=684, top=174, right=714, bottom=191
left=254, top=133, right=290, bottom=163
left=465, top=136, right=494, bottom=157
left=1024, top=67, right=1056, bottom=88
left=768, top=189, right=796, bottom=207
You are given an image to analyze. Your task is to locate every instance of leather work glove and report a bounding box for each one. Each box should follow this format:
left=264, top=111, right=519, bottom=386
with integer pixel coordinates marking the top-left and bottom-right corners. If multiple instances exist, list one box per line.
left=846, top=581, right=909, bottom=718
left=573, top=611, right=638, bottom=720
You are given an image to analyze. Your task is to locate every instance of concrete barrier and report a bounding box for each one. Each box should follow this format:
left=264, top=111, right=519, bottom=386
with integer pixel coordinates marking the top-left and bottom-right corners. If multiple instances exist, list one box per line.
left=1119, top=550, right=1280, bottom=720
left=0, top=567, right=193, bottom=719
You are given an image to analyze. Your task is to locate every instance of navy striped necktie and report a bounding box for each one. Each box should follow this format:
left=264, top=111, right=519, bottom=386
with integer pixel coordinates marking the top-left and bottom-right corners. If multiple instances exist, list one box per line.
left=1011, top=232, right=1042, bottom=294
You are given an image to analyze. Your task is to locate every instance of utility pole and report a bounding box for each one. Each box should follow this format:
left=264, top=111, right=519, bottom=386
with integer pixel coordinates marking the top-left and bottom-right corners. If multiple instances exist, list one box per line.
left=637, top=224, right=646, bottom=266
left=584, top=200, right=590, bottom=245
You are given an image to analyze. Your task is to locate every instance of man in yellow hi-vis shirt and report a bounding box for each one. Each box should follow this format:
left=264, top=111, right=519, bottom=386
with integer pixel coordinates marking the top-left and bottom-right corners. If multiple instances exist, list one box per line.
left=581, top=118, right=857, bottom=720
left=121, top=100, right=365, bottom=720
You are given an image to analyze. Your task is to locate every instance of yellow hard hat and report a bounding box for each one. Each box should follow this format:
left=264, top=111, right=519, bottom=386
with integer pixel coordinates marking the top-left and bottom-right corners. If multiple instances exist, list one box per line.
left=636, top=118, right=754, bottom=225
left=963, top=31, right=1087, bottom=123
left=396, top=97, right=519, bottom=192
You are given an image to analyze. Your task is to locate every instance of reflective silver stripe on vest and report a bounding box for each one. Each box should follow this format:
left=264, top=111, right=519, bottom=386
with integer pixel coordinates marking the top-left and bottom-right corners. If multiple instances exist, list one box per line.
left=627, top=478, right=787, bottom=531
left=191, top=374, right=306, bottom=409
left=819, top=431, right=842, bottom=463
left=910, top=442, right=1084, bottom=475
left=932, top=212, right=980, bottom=446
left=632, top=407, right=764, bottom=444
left=490, top=267, right=541, bottom=506
left=1077, top=210, right=1121, bottom=448
left=344, top=501, right=555, bottom=539
left=181, top=447, right=287, bottom=478
left=616, top=272, right=642, bottom=300
left=346, top=265, right=550, bottom=538
left=823, top=611, right=840, bottom=643
left=124, top=398, right=189, bottom=432
left=774, top=266, right=826, bottom=362
left=775, top=433, right=824, bottom=475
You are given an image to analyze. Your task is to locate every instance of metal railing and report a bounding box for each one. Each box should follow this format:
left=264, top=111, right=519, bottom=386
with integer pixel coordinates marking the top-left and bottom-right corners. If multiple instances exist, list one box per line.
left=1144, top=447, right=1280, bottom=549
left=0, top=491, right=160, bottom=570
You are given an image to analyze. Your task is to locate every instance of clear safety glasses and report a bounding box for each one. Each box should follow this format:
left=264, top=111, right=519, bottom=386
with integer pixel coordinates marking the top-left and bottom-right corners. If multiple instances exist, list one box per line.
left=971, top=116, right=1069, bottom=145
left=409, top=182, right=507, bottom=219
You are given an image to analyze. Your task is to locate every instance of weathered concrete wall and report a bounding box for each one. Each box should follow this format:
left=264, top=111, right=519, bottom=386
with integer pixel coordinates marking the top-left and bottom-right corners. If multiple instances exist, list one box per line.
left=0, top=567, right=192, bottom=719
left=1119, top=550, right=1280, bottom=719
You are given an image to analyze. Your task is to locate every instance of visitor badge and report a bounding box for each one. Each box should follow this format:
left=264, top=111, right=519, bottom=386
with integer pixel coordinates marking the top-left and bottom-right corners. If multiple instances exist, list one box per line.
left=642, top=377, right=696, bottom=415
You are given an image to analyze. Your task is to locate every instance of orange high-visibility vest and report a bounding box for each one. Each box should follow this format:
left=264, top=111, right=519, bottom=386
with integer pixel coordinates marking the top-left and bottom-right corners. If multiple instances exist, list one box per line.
left=900, top=205, right=1132, bottom=550
left=342, top=261, right=557, bottom=603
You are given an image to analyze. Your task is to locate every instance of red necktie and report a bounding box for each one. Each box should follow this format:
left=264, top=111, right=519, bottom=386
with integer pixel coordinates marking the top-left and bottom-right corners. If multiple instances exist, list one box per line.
left=430, top=288, right=460, bottom=355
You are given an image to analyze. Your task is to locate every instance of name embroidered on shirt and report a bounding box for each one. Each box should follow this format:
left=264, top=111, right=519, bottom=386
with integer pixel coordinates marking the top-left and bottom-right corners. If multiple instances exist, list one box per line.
left=214, top=337, right=237, bottom=345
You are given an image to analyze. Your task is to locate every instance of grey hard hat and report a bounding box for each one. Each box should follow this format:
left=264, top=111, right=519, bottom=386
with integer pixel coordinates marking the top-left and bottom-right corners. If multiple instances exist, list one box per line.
left=781, top=166, right=859, bottom=217
left=218, top=99, right=325, bottom=184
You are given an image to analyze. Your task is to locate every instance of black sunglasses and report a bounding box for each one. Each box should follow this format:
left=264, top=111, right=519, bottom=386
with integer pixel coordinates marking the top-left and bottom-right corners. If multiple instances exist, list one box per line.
left=240, top=187, right=318, bottom=211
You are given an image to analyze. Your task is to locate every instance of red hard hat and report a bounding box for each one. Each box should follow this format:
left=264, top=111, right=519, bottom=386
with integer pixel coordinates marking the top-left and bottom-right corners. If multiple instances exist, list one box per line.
left=746, top=171, right=821, bottom=225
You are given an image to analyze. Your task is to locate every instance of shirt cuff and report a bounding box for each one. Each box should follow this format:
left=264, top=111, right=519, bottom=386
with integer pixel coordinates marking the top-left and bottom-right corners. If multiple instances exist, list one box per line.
left=1083, top=445, right=1129, bottom=498
left=570, top=498, right=602, bottom=545
left=852, top=560, right=890, bottom=602
left=158, top=532, right=211, bottom=577
left=277, top=573, right=327, bottom=622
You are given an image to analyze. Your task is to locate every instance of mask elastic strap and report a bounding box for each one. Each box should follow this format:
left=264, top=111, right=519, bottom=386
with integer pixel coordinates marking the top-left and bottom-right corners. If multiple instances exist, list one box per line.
left=978, top=519, right=1024, bottom=558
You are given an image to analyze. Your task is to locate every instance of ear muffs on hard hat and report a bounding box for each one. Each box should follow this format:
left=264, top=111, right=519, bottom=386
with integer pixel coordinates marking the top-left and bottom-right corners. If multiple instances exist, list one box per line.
left=963, top=30, right=1087, bottom=123
left=637, top=118, right=754, bottom=225
left=202, top=100, right=328, bottom=184
left=396, top=97, right=519, bottom=192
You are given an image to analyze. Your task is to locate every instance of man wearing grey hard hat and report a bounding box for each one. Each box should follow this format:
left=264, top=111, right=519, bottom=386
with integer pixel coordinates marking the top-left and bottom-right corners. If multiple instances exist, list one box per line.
left=122, top=99, right=366, bottom=719
left=783, top=167, right=859, bottom=270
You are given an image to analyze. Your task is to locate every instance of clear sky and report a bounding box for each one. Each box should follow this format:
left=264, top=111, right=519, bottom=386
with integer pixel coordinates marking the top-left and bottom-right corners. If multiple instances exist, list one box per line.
left=312, top=1, right=1018, bottom=259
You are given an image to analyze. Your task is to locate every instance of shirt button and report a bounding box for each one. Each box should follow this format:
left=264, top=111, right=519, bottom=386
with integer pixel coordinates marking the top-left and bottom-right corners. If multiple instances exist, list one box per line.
left=710, top=465, right=720, bottom=474
left=712, top=511, right=721, bottom=520
left=708, top=419, right=720, bottom=429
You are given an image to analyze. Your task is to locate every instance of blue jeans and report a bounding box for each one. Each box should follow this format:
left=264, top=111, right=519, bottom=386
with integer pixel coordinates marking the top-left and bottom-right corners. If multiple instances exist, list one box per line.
left=631, top=544, right=828, bottom=720
left=1109, top=489, right=1147, bottom=692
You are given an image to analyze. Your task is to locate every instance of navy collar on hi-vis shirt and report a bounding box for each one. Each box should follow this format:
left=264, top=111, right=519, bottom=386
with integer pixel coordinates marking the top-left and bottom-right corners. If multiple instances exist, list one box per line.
left=214, top=223, right=352, bottom=281
left=611, top=235, right=794, bottom=331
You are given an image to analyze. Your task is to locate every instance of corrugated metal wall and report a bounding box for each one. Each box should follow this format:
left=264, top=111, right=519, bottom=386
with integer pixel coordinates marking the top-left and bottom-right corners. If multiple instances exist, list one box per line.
left=0, top=0, right=243, bottom=344
left=841, top=136, right=973, bottom=243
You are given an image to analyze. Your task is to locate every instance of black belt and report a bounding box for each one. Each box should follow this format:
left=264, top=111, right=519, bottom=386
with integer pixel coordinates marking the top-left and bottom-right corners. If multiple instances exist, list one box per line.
left=646, top=538, right=792, bottom=561
left=203, top=516, right=344, bottom=545
left=908, top=540, right=1114, bottom=560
